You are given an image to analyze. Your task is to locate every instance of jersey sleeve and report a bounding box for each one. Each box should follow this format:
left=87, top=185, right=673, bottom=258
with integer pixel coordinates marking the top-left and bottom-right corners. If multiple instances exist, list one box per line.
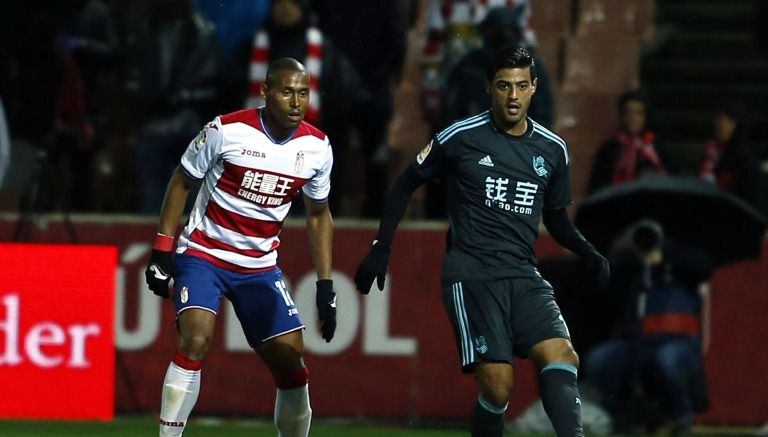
left=302, top=137, right=333, bottom=203
left=180, top=117, right=224, bottom=180
left=544, top=141, right=573, bottom=209
left=410, top=137, right=446, bottom=183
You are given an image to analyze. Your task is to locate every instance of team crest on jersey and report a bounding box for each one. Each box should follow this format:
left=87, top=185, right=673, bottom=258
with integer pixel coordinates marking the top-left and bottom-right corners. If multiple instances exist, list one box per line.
left=295, top=151, right=305, bottom=173
left=416, top=140, right=433, bottom=165
left=180, top=286, right=189, bottom=304
left=533, top=155, right=548, bottom=177
left=192, top=129, right=207, bottom=152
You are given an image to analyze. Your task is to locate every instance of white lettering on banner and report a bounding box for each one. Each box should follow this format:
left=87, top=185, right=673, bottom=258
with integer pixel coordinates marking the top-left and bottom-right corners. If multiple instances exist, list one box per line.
left=0, top=294, right=21, bottom=365
left=115, top=243, right=161, bottom=351
left=363, top=275, right=417, bottom=355
left=0, top=294, right=100, bottom=368
left=224, top=300, right=249, bottom=352
left=222, top=271, right=417, bottom=356
left=112, top=241, right=418, bottom=356
left=297, top=272, right=360, bottom=355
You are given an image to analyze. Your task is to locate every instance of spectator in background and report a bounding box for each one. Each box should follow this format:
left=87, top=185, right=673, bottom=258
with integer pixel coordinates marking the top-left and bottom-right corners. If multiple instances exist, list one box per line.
left=585, top=219, right=712, bottom=435
left=588, top=89, right=666, bottom=194
left=421, top=0, right=535, bottom=127
left=0, top=98, right=9, bottom=190
left=245, top=0, right=369, bottom=216
left=440, top=5, right=554, bottom=130
left=194, top=0, right=271, bottom=113
left=53, top=0, right=121, bottom=212
left=751, top=142, right=768, bottom=218
left=0, top=2, right=94, bottom=212
left=699, top=104, right=754, bottom=202
left=194, top=0, right=270, bottom=63
left=123, top=0, right=223, bottom=214
left=313, top=0, right=407, bottom=217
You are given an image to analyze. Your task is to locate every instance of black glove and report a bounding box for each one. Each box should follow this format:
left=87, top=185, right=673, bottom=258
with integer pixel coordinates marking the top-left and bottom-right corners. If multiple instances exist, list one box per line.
left=315, top=279, right=337, bottom=343
left=583, top=250, right=611, bottom=290
left=145, top=249, right=174, bottom=298
left=354, top=241, right=390, bottom=294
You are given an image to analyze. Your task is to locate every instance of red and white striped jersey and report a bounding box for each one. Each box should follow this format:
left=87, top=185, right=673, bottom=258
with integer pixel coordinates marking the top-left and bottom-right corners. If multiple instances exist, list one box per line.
left=176, top=107, right=333, bottom=272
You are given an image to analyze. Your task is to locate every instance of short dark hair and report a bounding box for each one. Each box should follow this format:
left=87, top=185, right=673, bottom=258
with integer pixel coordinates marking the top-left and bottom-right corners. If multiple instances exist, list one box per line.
left=486, top=45, right=536, bottom=82
left=617, top=89, right=649, bottom=115
left=265, top=57, right=306, bottom=87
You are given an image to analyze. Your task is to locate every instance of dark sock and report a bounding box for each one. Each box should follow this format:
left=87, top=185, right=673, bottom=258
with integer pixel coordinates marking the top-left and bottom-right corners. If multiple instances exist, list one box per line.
left=539, top=363, right=584, bottom=437
left=470, top=395, right=506, bottom=437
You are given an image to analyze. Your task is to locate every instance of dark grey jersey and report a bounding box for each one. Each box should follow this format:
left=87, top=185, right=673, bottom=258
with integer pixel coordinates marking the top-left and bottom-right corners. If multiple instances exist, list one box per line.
left=412, top=111, right=572, bottom=284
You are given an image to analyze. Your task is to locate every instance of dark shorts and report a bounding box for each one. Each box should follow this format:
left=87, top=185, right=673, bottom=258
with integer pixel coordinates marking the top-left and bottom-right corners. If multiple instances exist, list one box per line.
left=172, top=254, right=304, bottom=347
left=442, top=275, right=571, bottom=373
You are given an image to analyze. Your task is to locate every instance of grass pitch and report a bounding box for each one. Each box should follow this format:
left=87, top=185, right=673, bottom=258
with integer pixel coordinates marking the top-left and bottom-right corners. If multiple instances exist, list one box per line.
left=0, top=417, right=753, bottom=436
left=0, top=416, right=553, bottom=437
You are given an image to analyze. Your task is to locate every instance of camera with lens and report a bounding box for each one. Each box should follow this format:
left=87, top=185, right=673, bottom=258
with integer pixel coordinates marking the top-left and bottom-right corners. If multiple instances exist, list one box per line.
left=629, top=219, right=664, bottom=253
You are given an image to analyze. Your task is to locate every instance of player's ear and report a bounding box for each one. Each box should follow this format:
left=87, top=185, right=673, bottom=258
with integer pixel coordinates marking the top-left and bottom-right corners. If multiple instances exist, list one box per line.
left=485, top=80, right=492, bottom=95
left=260, top=82, right=269, bottom=99
left=531, top=78, right=537, bottom=95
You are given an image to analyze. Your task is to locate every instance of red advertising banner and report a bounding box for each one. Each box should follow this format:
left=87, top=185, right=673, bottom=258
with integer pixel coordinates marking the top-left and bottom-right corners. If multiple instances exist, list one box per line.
left=0, top=243, right=117, bottom=420
left=0, top=215, right=766, bottom=425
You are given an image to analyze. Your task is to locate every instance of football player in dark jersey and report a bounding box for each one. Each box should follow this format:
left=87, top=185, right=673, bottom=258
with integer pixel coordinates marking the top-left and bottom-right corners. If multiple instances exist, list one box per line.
left=355, top=46, right=609, bottom=437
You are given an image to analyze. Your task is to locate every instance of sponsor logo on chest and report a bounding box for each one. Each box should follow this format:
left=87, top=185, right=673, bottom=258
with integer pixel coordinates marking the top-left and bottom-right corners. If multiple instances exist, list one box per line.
left=240, top=148, right=266, bottom=158
left=479, top=154, right=540, bottom=215
left=237, top=170, right=296, bottom=206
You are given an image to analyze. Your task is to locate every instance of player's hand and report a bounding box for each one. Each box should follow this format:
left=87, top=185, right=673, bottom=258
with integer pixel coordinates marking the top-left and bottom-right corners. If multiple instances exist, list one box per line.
left=583, top=251, right=611, bottom=290
left=315, top=280, right=336, bottom=343
left=145, top=249, right=174, bottom=298
left=354, top=241, right=390, bottom=294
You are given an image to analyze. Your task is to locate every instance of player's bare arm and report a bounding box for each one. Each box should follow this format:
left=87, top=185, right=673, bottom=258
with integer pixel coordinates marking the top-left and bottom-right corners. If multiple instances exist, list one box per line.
left=304, top=198, right=333, bottom=280
left=305, top=197, right=337, bottom=343
left=157, top=166, right=201, bottom=236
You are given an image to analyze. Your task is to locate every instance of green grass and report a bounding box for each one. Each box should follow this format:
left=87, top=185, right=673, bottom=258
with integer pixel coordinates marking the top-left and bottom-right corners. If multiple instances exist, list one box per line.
left=0, top=417, right=754, bottom=436
left=0, top=417, right=553, bottom=437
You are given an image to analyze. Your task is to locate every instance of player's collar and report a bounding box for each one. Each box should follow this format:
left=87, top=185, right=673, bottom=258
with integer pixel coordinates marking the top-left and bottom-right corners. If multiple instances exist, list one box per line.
left=259, top=108, right=297, bottom=145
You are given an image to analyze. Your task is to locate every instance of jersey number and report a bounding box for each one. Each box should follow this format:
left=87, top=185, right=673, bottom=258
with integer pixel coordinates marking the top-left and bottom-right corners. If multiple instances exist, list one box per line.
left=275, top=280, right=295, bottom=307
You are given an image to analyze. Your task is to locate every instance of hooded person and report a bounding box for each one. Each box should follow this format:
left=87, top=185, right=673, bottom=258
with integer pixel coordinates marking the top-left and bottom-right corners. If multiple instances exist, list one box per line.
left=439, top=5, right=555, bottom=131
left=245, top=0, right=370, bottom=215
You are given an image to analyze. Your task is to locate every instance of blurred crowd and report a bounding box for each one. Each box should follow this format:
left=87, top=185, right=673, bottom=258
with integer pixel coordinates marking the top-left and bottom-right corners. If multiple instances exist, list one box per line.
left=0, top=0, right=766, bottom=221
left=1, top=0, right=767, bottom=434
left=0, top=0, right=410, bottom=216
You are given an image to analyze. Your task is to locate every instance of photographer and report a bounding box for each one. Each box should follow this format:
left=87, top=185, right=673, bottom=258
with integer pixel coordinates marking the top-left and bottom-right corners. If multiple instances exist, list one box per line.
left=583, top=219, right=713, bottom=436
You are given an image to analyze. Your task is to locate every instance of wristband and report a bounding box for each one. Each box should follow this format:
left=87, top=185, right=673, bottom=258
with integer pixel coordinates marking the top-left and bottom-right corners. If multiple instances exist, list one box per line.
left=316, top=279, right=334, bottom=292
left=153, top=233, right=175, bottom=252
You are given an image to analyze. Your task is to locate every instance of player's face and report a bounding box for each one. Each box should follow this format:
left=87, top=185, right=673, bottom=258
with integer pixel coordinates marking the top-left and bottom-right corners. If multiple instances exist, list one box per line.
left=487, top=67, right=536, bottom=134
left=261, top=69, right=311, bottom=136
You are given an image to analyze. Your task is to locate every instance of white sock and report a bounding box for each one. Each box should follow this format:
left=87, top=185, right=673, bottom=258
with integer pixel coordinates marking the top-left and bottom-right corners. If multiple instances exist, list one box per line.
left=274, top=384, right=312, bottom=437
left=159, top=362, right=201, bottom=437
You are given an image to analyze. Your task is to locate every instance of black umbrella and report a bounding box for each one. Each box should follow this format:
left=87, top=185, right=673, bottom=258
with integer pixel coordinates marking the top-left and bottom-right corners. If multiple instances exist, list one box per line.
left=574, top=175, right=767, bottom=267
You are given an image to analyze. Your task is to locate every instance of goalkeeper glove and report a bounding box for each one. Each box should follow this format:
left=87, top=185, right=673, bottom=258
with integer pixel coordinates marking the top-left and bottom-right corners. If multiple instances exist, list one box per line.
left=316, top=280, right=337, bottom=343
left=145, top=233, right=174, bottom=298
left=583, top=250, right=611, bottom=290
left=354, top=240, right=390, bottom=294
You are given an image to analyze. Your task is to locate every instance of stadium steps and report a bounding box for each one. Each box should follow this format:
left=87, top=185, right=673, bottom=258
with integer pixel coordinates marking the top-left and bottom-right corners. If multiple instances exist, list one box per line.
left=646, top=82, right=768, bottom=110
left=659, top=31, right=757, bottom=59
left=655, top=1, right=754, bottom=33
left=642, top=59, right=768, bottom=82
left=641, top=0, right=767, bottom=172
